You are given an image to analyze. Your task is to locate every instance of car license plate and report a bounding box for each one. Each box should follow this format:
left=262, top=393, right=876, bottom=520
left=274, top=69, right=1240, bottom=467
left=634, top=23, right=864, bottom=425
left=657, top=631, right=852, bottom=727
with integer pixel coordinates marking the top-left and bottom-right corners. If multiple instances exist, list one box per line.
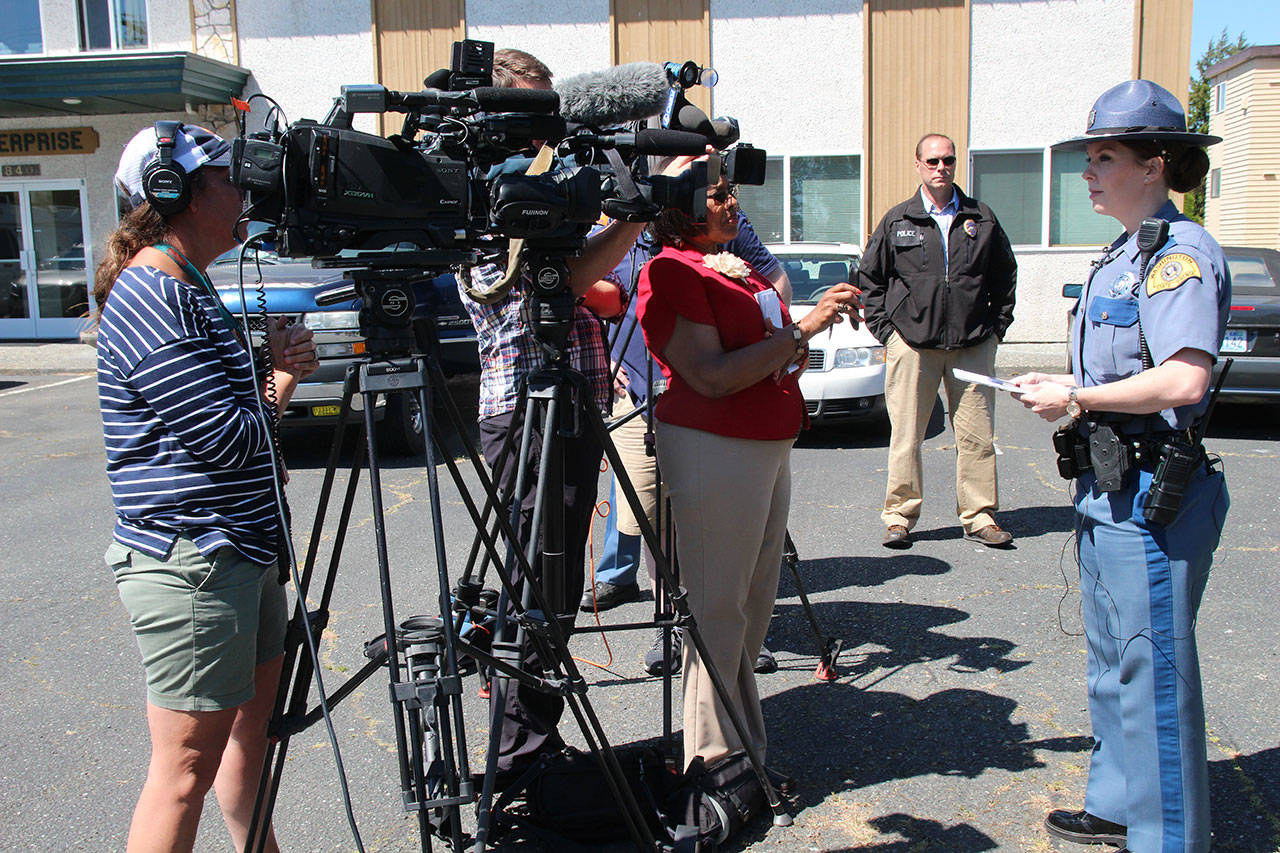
left=310, top=405, right=342, bottom=418
left=1221, top=329, right=1248, bottom=353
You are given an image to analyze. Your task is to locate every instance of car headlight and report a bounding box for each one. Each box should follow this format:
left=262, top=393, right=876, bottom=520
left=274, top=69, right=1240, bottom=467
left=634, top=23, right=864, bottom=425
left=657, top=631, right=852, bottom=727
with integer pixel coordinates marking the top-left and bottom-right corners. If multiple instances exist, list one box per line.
left=832, top=346, right=886, bottom=368
left=301, top=310, right=360, bottom=331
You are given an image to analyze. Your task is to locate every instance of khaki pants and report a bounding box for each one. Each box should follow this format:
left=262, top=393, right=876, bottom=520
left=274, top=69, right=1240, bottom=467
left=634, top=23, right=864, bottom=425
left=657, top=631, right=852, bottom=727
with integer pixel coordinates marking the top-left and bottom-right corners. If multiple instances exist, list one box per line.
left=882, top=331, right=999, bottom=534
left=655, top=421, right=792, bottom=769
left=611, top=395, right=662, bottom=539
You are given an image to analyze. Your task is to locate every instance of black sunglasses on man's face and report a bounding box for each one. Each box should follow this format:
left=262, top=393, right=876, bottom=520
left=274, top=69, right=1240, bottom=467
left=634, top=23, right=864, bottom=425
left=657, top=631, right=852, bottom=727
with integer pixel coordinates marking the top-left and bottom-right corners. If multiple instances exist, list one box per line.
left=922, top=156, right=956, bottom=168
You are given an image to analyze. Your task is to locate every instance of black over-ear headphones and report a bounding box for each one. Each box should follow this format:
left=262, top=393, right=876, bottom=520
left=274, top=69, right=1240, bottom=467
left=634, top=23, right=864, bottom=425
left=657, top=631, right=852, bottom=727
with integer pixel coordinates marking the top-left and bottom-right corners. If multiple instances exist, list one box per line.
left=142, top=121, right=192, bottom=217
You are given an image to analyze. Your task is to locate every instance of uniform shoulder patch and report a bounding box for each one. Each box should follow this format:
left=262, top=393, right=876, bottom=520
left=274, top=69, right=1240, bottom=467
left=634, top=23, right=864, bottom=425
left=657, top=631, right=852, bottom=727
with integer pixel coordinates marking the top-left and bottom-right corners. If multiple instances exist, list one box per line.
left=1145, top=252, right=1201, bottom=296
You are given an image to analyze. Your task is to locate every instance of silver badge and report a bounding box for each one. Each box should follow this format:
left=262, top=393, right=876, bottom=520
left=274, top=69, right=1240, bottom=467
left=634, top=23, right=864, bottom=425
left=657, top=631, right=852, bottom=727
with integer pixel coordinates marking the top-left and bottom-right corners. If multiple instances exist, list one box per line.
left=1108, top=271, right=1138, bottom=298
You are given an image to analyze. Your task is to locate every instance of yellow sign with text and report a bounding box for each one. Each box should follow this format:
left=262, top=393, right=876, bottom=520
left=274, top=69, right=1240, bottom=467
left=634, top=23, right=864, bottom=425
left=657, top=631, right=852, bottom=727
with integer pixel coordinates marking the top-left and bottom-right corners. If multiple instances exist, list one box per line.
left=0, top=127, right=100, bottom=157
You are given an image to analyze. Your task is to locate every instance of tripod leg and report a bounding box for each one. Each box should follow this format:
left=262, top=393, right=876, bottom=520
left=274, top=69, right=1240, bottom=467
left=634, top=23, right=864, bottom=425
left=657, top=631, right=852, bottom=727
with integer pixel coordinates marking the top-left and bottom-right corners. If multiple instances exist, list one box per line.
left=782, top=531, right=843, bottom=681
left=414, top=365, right=474, bottom=851
left=474, top=391, right=542, bottom=851
left=357, top=380, right=434, bottom=851
left=246, top=370, right=369, bottom=853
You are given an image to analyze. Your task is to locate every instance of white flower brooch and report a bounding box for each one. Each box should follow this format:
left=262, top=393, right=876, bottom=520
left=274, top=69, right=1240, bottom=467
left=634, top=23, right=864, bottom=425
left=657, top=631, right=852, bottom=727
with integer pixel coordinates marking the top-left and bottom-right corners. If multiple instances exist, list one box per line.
left=702, top=252, right=752, bottom=280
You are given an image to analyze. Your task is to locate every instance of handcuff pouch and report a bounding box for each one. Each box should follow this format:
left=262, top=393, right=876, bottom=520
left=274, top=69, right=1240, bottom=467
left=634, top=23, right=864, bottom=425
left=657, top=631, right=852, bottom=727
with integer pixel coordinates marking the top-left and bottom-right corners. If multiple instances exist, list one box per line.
left=1052, top=424, right=1090, bottom=480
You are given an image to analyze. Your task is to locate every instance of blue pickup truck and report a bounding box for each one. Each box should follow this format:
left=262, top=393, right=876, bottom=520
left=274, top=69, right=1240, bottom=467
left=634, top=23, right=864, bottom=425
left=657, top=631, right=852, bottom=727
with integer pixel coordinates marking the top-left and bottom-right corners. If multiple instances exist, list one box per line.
left=210, top=248, right=479, bottom=455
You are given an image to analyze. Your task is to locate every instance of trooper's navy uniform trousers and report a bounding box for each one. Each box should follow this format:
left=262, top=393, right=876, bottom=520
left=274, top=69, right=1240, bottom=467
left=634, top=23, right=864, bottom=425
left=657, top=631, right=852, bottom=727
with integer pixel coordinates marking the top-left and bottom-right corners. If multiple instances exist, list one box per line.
left=1070, top=200, right=1230, bottom=853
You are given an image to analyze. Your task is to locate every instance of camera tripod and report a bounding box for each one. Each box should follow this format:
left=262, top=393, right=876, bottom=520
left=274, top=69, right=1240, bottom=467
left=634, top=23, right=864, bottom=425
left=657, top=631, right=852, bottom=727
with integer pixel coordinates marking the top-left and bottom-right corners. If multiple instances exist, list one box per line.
left=242, top=285, right=794, bottom=853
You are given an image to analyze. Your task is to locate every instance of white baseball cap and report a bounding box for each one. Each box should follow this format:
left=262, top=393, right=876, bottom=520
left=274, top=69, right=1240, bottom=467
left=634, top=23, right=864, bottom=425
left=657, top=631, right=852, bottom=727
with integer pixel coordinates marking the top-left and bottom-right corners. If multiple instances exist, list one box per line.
left=114, top=122, right=232, bottom=209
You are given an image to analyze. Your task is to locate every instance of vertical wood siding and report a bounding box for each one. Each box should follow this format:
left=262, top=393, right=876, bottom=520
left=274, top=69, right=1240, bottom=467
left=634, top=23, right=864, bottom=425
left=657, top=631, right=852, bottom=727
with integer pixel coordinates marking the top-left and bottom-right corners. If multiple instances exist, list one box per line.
left=611, top=0, right=712, bottom=114
left=372, top=0, right=465, bottom=134
left=865, top=0, right=970, bottom=226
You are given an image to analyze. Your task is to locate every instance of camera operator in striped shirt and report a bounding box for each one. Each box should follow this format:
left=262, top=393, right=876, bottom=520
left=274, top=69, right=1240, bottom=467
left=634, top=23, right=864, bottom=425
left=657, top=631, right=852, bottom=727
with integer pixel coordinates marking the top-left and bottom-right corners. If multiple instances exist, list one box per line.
left=95, top=123, right=316, bottom=853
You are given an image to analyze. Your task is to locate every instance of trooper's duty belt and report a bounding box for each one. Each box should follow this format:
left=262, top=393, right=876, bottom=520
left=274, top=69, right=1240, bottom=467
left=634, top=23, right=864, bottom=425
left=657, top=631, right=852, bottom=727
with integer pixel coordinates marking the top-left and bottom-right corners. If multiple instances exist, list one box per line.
left=1052, top=418, right=1207, bottom=525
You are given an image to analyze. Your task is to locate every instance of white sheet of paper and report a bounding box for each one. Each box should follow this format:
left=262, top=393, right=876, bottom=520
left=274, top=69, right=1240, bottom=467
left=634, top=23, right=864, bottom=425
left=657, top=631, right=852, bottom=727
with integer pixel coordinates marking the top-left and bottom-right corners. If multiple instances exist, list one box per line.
left=953, top=368, right=1022, bottom=393
left=754, top=289, right=800, bottom=374
left=755, top=289, right=783, bottom=328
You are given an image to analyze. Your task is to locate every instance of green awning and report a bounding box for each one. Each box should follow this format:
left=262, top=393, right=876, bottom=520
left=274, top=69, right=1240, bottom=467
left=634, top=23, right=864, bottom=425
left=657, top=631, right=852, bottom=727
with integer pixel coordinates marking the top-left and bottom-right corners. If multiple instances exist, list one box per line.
left=0, top=51, right=249, bottom=118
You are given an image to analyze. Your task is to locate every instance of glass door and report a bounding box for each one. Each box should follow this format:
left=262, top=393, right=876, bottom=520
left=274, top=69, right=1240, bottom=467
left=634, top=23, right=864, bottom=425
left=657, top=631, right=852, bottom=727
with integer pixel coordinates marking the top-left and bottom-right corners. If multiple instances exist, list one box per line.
left=0, top=189, right=33, bottom=337
left=0, top=180, right=92, bottom=340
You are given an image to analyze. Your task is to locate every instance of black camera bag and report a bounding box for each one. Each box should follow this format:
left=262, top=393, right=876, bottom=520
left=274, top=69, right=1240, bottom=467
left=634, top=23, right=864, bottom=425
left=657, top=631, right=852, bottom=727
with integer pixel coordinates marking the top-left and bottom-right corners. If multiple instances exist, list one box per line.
left=664, top=751, right=765, bottom=851
left=500, top=744, right=672, bottom=844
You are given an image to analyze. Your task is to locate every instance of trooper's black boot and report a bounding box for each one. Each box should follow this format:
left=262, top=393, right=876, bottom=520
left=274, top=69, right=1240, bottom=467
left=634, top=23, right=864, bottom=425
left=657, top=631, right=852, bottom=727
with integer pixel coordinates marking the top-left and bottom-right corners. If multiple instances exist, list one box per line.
left=1044, top=809, right=1126, bottom=847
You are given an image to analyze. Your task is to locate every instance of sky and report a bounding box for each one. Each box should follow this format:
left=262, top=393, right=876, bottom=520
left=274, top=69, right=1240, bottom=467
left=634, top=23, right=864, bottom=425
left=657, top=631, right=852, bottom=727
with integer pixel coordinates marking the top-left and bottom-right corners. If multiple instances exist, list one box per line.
left=1191, top=0, right=1280, bottom=62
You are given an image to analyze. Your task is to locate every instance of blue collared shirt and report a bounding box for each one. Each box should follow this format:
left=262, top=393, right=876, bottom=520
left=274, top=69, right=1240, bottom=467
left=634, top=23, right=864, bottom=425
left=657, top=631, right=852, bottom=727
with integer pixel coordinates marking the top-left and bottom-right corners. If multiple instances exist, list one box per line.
left=1071, top=199, right=1231, bottom=431
left=920, top=187, right=959, bottom=274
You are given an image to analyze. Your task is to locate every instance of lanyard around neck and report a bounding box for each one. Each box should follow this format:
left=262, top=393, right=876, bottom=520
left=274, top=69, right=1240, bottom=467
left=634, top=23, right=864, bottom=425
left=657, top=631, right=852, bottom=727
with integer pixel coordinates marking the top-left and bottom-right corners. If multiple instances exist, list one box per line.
left=154, top=243, right=246, bottom=343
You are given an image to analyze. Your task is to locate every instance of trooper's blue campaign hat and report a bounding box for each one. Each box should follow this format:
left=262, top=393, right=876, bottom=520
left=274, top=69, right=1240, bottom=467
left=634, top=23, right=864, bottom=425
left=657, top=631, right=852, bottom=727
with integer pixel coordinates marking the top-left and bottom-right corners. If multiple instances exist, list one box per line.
left=1052, top=79, right=1221, bottom=150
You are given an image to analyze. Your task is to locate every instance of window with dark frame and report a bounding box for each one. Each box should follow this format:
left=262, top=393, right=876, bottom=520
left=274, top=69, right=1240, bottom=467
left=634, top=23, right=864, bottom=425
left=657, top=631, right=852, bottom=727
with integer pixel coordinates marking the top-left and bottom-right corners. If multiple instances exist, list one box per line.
left=971, top=151, right=1043, bottom=245
left=78, top=0, right=147, bottom=51
left=733, top=154, right=862, bottom=246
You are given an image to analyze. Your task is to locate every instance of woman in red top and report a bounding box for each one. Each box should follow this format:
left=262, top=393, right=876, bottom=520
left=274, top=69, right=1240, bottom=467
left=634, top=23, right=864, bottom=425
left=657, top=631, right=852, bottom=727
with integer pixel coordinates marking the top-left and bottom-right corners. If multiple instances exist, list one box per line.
left=638, top=174, right=858, bottom=771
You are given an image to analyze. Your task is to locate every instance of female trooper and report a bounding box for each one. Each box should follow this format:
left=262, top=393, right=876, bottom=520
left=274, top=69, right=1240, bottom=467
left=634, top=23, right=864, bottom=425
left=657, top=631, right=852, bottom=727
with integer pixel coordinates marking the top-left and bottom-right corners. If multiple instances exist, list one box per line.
left=1014, top=80, right=1230, bottom=853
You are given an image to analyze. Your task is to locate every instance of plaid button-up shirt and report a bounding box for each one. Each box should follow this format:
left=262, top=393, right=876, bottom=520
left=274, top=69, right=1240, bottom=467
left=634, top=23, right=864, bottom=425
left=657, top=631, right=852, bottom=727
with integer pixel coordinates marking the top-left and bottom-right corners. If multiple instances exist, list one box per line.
left=461, top=260, right=611, bottom=419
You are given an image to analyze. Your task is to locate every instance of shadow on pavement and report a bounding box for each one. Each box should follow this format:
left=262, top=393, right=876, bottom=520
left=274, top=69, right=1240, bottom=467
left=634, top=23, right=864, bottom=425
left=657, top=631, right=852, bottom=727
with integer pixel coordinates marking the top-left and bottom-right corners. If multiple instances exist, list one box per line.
left=1209, top=745, right=1280, bottom=852
left=768, top=601, right=1032, bottom=680
left=780, top=554, right=951, bottom=595
left=827, top=813, right=998, bottom=851
left=760, top=681, right=1091, bottom=806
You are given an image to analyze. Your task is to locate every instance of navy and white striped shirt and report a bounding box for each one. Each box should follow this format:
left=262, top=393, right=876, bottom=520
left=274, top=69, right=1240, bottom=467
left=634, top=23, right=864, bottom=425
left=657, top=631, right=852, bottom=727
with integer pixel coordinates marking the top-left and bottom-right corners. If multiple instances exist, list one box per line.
left=97, top=266, right=280, bottom=564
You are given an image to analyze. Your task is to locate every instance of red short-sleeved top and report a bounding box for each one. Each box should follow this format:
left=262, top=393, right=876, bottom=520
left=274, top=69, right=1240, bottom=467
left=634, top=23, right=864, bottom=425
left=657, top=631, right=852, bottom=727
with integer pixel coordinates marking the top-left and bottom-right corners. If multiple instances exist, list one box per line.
left=637, top=245, right=805, bottom=440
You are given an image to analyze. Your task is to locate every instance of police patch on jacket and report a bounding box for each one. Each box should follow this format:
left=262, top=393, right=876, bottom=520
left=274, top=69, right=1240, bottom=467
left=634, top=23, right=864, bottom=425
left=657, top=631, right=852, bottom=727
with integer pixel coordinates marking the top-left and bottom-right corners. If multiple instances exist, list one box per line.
left=1146, top=252, right=1201, bottom=296
left=891, top=227, right=923, bottom=247
left=963, top=220, right=977, bottom=238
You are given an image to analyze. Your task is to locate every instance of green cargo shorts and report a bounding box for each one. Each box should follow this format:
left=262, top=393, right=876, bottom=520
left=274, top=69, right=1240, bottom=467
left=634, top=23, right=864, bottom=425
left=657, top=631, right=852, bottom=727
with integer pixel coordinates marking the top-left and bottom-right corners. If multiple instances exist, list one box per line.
left=106, top=536, right=288, bottom=712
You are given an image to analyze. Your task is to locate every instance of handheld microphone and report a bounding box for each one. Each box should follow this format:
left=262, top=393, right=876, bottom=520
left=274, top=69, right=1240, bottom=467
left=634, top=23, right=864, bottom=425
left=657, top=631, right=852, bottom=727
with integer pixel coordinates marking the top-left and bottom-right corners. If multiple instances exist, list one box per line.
left=555, top=62, right=670, bottom=126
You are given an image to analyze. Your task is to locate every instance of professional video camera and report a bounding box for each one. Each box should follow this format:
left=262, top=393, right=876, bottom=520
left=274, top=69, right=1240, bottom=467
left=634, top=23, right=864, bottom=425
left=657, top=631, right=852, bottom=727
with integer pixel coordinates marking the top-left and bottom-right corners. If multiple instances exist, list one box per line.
left=227, top=40, right=768, bottom=355
left=230, top=40, right=766, bottom=256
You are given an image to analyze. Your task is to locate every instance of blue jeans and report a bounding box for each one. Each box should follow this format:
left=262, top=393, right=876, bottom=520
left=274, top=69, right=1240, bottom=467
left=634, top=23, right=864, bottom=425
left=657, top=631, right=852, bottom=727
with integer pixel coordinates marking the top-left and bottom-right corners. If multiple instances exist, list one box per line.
left=594, top=479, right=642, bottom=586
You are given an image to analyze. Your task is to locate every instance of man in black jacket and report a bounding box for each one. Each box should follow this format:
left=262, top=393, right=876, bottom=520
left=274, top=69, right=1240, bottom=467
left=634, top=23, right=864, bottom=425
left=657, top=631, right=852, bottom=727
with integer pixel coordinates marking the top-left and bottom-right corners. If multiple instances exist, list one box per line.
left=859, top=133, right=1017, bottom=549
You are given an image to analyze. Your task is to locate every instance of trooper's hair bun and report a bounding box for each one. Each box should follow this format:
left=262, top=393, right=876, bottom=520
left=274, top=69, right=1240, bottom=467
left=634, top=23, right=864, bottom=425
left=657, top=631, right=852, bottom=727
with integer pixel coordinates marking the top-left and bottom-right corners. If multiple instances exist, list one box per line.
left=1126, top=140, right=1211, bottom=193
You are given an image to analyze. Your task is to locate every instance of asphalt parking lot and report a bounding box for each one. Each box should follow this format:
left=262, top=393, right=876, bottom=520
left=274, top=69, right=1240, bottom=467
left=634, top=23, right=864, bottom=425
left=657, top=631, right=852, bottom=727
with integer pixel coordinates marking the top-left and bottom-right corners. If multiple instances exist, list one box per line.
left=1, top=357, right=1277, bottom=852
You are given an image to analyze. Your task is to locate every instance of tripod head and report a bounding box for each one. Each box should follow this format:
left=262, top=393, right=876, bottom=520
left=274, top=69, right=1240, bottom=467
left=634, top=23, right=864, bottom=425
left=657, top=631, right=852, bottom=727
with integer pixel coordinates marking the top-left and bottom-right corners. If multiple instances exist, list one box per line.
left=520, top=246, right=580, bottom=359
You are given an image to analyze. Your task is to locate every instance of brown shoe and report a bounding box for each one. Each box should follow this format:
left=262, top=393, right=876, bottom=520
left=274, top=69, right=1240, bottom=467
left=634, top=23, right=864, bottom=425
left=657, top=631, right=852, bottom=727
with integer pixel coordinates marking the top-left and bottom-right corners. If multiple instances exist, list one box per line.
left=882, top=525, right=911, bottom=549
left=965, top=524, right=1013, bottom=547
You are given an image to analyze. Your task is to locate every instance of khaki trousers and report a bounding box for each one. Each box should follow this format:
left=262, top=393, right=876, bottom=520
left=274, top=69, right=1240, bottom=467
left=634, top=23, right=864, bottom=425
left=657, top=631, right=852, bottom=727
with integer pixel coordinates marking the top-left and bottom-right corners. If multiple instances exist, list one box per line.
left=611, top=395, right=661, bottom=539
left=882, top=331, right=999, bottom=534
left=655, top=421, right=792, bottom=770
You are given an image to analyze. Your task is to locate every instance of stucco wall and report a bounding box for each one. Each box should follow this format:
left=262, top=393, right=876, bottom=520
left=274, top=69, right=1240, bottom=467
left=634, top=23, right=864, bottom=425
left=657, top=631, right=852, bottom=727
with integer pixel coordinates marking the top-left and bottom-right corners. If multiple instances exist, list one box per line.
left=236, top=0, right=377, bottom=132
left=710, top=0, right=862, bottom=155
left=969, top=0, right=1132, bottom=151
left=969, top=0, right=1129, bottom=344
left=1003, top=247, right=1098, bottom=343
left=466, top=1, right=612, bottom=80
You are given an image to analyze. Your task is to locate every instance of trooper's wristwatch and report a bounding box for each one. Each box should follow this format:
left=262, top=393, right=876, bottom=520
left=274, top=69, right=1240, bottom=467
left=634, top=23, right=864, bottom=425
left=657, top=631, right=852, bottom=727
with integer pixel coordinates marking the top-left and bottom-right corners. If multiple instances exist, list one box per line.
left=788, top=324, right=804, bottom=353
left=1066, top=386, right=1082, bottom=419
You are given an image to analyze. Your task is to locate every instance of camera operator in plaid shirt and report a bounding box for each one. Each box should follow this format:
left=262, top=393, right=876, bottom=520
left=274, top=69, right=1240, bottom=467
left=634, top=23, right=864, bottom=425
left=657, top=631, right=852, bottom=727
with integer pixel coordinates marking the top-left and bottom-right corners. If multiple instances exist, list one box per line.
left=460, top=48, right=699, bottom=782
